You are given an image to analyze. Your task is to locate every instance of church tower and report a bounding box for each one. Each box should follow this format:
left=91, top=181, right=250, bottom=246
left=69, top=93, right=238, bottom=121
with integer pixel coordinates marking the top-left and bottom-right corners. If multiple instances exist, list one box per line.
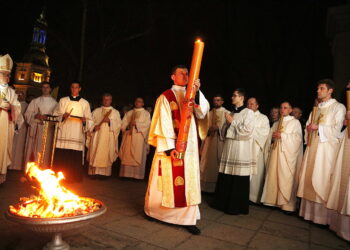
left=14, top=9, right=51, bottom=97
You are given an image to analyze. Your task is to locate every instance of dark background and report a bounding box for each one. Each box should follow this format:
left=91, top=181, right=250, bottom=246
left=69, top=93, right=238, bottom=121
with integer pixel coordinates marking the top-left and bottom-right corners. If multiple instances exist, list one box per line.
left=1, top=0, right=347, bottom=114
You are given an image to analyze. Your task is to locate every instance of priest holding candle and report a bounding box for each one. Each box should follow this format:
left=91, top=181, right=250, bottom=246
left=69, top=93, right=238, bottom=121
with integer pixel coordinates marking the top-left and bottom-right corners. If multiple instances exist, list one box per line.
left=144, top=40, right=209, bottom=235
left=53, top=82, right=93, bottom=183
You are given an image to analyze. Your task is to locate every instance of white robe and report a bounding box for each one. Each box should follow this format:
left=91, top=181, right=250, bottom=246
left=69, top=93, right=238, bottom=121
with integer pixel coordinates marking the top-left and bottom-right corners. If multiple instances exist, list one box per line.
left=119, top=108, right=150, bottom=179
left=54, top=96, right=93, bottom=156
left=9, top=101, right=28, bottom=170
left=328, top=210, right=350, bottom=242
left=249, top=111, right=270, bottom=203
left=200, top=106, right=229, bottom=192
left=326, top=128, right=350, bottom=241
left=219, top=108, right=256, bottom=176
left=87, top=106, right=121, bottom=176
left=298, top=98, right=346, bottom=224
left=0, top=85, right=21, bottom=183
left=261, top=115, right=303, bottom=211
left=144, top=85, right=209, bottom=225
left=24, top=96, right=57, bottom=168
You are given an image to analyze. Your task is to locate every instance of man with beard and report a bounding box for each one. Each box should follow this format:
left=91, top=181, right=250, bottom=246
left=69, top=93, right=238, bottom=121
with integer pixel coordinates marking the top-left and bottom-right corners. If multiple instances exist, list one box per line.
left=200, top=95, right=229, bottom=193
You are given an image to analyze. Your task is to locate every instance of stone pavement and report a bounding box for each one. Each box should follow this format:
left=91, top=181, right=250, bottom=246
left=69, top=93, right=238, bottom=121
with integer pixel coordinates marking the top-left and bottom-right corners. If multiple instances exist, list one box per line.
left=0, top=170, right=349, bottom=250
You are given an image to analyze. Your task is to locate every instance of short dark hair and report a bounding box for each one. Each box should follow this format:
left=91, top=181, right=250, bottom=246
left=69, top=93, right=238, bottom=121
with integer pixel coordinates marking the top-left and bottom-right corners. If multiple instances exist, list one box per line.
left=213, top=94, right=224, bottom=99
left=42, top=82, right=51, bottom=87
left=135, top=97, right=144, bottom=102
left=281, top=101, right=293, bottom=108
left=171, top=65, right=187, bottom=75
left=248, top=97, right=259, bottom=105
left=233, top=88, right=246, bottom=98
left=317, top=79, right=335, bottom=90
left=102, top=93, right=112, bottom=98
left=71, top=81, right=81, bottom=87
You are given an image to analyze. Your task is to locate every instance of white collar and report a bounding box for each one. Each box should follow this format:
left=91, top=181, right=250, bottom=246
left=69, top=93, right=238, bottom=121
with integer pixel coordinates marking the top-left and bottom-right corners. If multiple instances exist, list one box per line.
left=134, top=107, right=144, bottom=111
left=282, top=115, right=294, bottom=121
left=318, top=98, right=336, bottom=108
left=171, top=85, right=186, bottom=92
left=0, top=83, right=8, bottom=89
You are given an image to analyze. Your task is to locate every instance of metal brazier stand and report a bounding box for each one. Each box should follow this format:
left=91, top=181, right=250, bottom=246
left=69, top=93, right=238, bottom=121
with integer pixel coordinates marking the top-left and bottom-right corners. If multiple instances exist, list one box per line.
left=6, top=199, right=107, bottom=250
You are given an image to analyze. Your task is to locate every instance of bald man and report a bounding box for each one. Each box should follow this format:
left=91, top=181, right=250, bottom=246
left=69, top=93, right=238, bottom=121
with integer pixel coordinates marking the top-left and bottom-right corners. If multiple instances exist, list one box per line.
left=261, top=102, right=303, bottom=212
left=119, top=97, right=151, bottom=179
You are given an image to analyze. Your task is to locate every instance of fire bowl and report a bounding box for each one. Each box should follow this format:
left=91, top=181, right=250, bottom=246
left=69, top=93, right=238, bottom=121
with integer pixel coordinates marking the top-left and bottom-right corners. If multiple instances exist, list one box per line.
left=6, top=198, right=107, bottom=250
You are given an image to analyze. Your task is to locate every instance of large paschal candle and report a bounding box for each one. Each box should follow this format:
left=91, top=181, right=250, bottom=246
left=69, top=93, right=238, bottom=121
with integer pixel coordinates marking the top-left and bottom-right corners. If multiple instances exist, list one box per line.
left=186, top=39, right=205, bottom=99
left=173, top=39, right=205, bottom=160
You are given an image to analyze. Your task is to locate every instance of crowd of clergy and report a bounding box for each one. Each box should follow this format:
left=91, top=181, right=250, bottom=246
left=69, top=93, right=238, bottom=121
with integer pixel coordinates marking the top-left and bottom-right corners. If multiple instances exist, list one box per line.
left=0, top=54, right=350, bottom=240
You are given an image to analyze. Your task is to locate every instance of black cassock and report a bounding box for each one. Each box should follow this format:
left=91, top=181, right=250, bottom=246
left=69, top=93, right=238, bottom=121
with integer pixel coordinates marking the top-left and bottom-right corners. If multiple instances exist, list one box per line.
left=211, top=105, right=250, bottom=215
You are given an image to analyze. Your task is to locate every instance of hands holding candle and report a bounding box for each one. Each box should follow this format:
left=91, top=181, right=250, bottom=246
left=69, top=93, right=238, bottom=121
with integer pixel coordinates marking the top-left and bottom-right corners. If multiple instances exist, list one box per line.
left=307, top=123, right=318, bottom=132
left=272, top=131, right=281, bottom=139
left=103, top=116, right=110, bottom=123
left=62, top=112, right=70, bottom=121
left=225, top=112, right=234, bottom=124
left=193, top=79, right=201, bottom=92
left=0, top=99, right=10, bottom=111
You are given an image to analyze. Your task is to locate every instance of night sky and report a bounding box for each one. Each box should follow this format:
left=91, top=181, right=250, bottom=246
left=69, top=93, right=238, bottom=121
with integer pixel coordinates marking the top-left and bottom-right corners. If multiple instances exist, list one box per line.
left=1, top=0, right=347, bottom=114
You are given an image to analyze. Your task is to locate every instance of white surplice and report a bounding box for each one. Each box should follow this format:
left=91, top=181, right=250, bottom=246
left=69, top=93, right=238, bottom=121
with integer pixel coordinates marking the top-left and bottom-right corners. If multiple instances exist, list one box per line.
left=298, top=98, right=346, bottom=224
left=326, top=128, right=350, bottom=241
left=9, top=101, right=28, bottom=170
left=54, top=96, right=93, bottom=156
left=144, top=85, right=209, bottom=225
left=249, top=110, right=270, bottom=203
left=261, top=115, right=303, bottom=211
left=200, top=106, right=229, bottom=192
left=0, top=85, right=21, bottom=183
left=119, top=108, right=150, bottom=179
left=24, top=96, right=57, bottom=167
left=219, top=108, right=256, bottom=176
left=87, top=106, right=121, bottom=176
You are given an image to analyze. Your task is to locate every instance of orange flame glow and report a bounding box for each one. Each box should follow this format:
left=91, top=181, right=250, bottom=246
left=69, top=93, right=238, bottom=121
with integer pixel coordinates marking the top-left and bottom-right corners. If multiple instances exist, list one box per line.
left=9, top=162, right=100, bottom=218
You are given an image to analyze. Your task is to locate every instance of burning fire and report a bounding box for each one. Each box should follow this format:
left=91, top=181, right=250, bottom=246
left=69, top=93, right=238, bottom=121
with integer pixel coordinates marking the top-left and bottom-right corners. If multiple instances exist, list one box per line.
left=9, top=162, right=101, bottom=218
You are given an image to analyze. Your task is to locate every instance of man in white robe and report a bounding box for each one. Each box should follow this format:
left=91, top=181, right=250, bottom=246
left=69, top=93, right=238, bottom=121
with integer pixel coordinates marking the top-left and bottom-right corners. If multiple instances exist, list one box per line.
left=326, top=83, right=350, bottom=241
left=200, top=95, right=228, bottom=192
left=53, top=82, right=93, bottom=183
left=0, top=54, right=21, bottom=184
left=298, top=79, right=346, bottom=224
left=261, top=102, right=303, bottom=212
left=24, top=83, right=57, bottom=168
left=212, top=88, right=255, bottom=215
left=247, top=97, right=270, bottom=203
left=87, top=93, right=121, bottom=177
left=9, top=90, right=28, bottom=170
left=144, top=65, right=209, bottom=235
left=119, top=97, right=150, bottom=179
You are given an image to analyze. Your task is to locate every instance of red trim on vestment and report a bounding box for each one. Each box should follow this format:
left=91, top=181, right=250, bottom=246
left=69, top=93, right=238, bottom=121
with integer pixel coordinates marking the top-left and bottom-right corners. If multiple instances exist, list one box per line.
left=162, top=89, right=187, bottom=207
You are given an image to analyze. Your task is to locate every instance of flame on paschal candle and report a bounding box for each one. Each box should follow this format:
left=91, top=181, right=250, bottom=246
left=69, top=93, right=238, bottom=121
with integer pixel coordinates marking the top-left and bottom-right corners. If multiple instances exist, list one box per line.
left=9, top=162, right=100, bottom=218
